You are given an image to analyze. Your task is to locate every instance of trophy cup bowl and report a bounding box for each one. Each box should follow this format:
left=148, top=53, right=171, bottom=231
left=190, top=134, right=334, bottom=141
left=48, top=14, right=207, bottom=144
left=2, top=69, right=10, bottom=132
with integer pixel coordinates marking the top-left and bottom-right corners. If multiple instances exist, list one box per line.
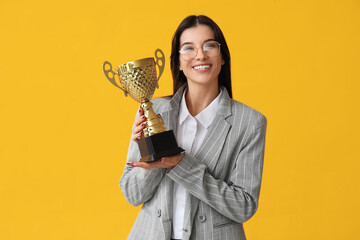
left=103, top=49, right=184, bottom=162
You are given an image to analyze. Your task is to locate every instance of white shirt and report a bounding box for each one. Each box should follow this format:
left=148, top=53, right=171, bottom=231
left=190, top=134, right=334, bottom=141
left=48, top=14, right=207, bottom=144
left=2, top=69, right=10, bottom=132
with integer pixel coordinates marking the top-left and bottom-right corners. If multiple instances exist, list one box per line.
left=172, top=89, right=222, bottom=239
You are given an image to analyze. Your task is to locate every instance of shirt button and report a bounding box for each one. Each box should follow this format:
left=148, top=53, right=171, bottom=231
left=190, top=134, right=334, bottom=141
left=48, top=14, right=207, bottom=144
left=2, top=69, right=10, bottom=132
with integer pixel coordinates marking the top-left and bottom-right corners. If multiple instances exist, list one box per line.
left=198, top=214, right=206, bottom=222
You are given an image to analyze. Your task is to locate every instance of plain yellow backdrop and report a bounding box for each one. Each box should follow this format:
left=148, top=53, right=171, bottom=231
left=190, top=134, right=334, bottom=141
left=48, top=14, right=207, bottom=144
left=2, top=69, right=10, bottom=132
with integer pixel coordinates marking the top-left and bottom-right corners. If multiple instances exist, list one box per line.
left=1, top=0, right=359, bottom=239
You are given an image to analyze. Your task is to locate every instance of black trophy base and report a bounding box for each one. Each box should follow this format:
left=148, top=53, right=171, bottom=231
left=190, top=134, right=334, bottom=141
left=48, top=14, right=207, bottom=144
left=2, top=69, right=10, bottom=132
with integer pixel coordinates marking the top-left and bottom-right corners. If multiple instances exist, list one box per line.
left=138, top=130, right=184, bottom=162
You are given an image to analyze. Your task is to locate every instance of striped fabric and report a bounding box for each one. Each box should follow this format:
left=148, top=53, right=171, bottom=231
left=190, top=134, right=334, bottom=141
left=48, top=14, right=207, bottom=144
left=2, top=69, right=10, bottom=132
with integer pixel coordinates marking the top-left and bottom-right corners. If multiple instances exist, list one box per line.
left=120, top=84, right=267, bottom=240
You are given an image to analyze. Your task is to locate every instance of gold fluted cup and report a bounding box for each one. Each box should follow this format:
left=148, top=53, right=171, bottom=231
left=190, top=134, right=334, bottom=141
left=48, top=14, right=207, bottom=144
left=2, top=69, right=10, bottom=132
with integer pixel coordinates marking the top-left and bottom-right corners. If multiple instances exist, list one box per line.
left=103, top=49, right=184, bottom=162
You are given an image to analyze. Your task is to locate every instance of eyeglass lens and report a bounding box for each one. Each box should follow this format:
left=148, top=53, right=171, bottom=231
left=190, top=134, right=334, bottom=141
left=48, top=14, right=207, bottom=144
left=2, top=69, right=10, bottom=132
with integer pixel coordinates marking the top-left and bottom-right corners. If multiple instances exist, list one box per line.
left=180, top=41, right=220, bottom=61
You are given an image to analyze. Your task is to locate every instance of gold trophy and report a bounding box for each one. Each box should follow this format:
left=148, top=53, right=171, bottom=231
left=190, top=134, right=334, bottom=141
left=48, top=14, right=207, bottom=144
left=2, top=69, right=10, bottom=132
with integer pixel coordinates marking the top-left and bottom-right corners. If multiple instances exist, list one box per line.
left=103, top=49, right=184, bottom=162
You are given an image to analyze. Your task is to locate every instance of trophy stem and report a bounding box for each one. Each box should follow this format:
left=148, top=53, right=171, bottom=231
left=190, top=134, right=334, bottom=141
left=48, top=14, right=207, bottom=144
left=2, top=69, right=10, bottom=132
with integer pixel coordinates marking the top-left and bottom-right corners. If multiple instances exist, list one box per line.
left=140, top=101, right=167, bottom=137
left=138, top=101, right=184, bottom=162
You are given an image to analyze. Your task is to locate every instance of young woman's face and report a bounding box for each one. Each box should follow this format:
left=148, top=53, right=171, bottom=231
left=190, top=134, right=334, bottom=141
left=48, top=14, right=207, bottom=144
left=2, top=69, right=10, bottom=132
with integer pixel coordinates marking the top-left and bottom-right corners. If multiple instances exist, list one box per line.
left=179, top=25, right=224, bottom=88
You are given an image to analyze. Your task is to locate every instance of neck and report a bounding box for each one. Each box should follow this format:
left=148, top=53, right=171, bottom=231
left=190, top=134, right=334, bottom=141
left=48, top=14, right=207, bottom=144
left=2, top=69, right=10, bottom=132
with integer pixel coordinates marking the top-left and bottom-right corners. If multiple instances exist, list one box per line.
left=185, top=82, right=219, bottom=116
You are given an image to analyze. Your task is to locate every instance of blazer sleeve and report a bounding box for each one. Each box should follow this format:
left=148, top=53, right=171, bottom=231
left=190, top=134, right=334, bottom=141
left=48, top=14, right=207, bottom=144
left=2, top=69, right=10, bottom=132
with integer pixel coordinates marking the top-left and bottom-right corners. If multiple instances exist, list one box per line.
left=119, top=111, right=167, bottom=207
left=167, top=115, right=267, bottom=223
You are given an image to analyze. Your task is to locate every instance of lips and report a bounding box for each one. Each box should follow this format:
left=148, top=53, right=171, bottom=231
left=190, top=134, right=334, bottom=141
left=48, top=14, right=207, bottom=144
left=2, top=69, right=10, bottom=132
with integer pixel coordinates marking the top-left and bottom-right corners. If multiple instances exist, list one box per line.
left=193, top=64, right=211, bottom=70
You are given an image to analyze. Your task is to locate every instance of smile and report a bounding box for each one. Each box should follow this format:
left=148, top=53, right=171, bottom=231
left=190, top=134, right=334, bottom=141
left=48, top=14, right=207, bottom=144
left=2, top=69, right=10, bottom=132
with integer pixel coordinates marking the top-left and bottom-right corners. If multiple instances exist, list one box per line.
left=193, top=65, right=211, bottom=70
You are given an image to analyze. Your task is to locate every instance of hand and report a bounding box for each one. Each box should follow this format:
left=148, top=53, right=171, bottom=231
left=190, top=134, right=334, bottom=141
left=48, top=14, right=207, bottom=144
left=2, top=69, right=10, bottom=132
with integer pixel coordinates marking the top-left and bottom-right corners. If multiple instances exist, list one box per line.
left=131, top=109, right=163, bottom=142
left=127, top=153, right=185, bottom=170
left=131, top=108, right=146, bottom=142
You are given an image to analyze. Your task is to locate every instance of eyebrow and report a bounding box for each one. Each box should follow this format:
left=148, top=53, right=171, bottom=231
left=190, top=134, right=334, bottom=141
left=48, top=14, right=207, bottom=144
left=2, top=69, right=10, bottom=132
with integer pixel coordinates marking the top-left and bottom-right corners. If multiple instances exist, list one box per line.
left=180, top=38, right=217, bottom=48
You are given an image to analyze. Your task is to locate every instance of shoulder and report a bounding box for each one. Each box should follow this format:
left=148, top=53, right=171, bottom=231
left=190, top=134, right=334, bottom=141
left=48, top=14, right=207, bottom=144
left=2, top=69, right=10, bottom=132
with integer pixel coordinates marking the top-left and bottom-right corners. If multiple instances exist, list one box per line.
left=151, top=96, right=172, bottom=113
left=229, top=99, right=267, bottom=129
left=152, top=96, right=172, bottom=105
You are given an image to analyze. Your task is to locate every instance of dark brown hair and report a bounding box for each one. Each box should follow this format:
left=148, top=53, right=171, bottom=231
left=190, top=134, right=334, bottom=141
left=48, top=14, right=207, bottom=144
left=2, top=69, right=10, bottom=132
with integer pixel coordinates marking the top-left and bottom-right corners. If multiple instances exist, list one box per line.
left=170, top=15, right=232, bottom=98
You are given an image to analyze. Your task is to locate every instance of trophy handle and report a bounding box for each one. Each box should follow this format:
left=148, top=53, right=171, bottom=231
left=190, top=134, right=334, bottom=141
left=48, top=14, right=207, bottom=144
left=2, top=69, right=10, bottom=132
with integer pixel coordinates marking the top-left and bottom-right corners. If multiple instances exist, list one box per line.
left=103, top=61, right=128, bottom=97
left=154, top=49, right=165, bottom=88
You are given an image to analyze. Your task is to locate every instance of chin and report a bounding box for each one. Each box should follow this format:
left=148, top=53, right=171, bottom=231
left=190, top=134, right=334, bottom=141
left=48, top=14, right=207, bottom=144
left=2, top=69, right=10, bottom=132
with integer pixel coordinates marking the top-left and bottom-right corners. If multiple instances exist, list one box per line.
left=188, top=78, right=218, bottom=87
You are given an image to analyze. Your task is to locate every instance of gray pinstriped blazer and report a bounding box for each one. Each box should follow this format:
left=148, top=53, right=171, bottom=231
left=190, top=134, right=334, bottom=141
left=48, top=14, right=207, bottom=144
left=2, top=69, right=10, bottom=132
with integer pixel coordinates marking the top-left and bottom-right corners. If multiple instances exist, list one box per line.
left=120, top=84, right=267, bottom=240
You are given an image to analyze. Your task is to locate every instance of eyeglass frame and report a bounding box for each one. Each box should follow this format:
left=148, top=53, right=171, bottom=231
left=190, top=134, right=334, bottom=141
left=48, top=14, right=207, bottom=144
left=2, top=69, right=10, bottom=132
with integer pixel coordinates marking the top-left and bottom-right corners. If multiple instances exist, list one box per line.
left=178, top=40, right=221, bottom=61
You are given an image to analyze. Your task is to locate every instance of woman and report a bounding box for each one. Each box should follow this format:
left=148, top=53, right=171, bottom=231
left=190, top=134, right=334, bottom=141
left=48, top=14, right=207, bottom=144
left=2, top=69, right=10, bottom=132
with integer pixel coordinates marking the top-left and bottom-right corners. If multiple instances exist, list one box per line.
left=120, top=15, right=267, bottom=240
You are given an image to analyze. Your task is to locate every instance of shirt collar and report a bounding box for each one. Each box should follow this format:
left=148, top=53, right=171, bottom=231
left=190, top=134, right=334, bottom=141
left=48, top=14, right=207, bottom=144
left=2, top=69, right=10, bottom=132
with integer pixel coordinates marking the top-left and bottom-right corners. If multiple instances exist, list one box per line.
left=178, top=90, right=191, bottom=126
left=178, top=88, right=222, bottom=129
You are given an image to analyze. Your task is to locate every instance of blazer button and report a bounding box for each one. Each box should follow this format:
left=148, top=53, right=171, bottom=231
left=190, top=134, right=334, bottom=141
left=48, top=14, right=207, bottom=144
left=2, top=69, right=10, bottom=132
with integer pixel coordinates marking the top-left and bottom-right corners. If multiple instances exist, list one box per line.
left=198, top=214, right=206, bottom=222
left=157, top=209, right=161, bottom=217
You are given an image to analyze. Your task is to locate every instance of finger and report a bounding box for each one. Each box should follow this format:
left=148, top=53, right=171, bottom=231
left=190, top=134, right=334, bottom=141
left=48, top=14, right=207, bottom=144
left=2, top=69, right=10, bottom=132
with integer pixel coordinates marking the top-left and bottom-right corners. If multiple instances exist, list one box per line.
left=133, top=122, right=146, bottom=134
left=131, top=161, right=156, bottom=170
left=160, top=156, right=167, bottom=163
left=131, top=162, right=151, bottom=170
left=160, top=157, right=174, bottom=166
left=131, top=132, right=142, bottom=141
left=160, top=153, right=184, bottom=166
left=131, top=160, right=165, bottom=170
left=144, top=160, right=163, bottom=168
left=161, top=154, right=181, bottom=162
left=134, top=114, right=146, bottom=127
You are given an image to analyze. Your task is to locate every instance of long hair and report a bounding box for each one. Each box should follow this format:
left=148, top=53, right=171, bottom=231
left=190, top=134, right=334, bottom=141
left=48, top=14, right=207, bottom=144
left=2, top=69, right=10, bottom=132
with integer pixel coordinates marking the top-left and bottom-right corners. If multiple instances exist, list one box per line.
left=170, top=15, right=232, bottom=98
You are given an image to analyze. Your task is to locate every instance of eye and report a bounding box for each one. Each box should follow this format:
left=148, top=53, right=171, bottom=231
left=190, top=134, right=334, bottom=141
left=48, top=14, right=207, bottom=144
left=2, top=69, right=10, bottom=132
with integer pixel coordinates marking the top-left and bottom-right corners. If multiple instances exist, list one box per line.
left=181, top=45, right=195, bottom=52
left=204, top=42, right=218, bottom=50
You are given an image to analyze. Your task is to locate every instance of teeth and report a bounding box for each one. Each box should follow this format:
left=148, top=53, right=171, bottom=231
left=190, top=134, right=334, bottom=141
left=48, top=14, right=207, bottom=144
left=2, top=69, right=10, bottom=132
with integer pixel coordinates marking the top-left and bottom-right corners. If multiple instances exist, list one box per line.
left=193, top=65, right=211, bottom=70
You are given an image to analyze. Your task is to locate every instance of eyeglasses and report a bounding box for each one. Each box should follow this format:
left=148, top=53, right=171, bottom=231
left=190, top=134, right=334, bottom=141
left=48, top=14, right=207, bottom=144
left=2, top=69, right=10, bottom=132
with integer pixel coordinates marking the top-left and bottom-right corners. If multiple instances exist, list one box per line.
left=179, top=41, right=221, bottom=61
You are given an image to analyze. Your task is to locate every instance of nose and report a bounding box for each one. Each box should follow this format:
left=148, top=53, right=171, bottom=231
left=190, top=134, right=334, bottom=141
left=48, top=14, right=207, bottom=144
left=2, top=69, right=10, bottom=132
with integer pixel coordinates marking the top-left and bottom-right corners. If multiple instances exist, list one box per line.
left=195, top=47, right=207, bottom=60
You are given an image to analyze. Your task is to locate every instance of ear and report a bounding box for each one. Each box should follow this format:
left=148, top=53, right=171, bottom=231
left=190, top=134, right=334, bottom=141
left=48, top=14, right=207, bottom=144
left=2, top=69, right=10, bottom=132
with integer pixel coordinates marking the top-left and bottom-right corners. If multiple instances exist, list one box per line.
left=221, top=59, right=225, bottom=65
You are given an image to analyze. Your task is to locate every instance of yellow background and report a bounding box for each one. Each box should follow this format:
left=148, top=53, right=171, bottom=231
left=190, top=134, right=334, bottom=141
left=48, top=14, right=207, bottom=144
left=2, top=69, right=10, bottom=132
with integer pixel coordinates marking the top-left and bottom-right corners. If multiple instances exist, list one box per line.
left=1, top=0, right=359, bottom=239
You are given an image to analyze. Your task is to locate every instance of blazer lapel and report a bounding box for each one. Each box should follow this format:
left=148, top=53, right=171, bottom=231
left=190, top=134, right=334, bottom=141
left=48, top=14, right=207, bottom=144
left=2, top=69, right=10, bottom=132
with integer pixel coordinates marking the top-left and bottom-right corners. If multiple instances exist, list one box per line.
left=157, top=85, right=185, bottom=132
left=194, top=87, right=233, bottom=174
